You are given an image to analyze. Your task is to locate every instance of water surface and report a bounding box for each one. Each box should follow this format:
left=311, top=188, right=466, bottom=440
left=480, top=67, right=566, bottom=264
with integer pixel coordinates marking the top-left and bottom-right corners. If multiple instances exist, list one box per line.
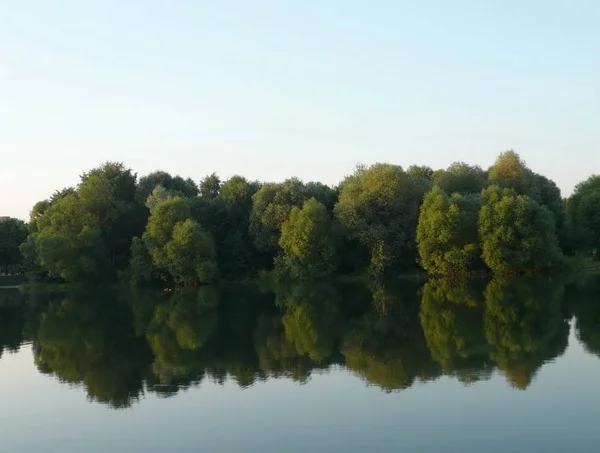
left=1, top=276, right=600, bottom=452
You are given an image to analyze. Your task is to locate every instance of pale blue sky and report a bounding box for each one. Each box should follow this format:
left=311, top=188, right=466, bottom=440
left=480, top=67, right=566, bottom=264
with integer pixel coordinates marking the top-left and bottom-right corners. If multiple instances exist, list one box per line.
left=1, top=1, right=598, bottom=220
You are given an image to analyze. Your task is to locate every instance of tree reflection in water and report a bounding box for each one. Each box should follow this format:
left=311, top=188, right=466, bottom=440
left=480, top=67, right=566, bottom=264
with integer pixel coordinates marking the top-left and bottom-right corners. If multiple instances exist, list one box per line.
left=1, top=275, right=598, bottom=408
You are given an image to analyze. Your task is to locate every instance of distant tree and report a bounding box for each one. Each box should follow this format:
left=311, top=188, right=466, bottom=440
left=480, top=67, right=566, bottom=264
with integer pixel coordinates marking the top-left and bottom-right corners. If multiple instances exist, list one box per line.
left=276, top=198, right=339, bottom=280
left=417, top=187, right=482, bottom=275
left=478, top=185, right=563, bottom=274
left=334, top=163, right=427, bottom=273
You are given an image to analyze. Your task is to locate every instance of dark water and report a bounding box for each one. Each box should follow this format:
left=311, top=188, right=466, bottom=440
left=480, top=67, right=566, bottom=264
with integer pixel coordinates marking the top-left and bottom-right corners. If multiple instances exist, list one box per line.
left=1, top=276, right=600, bottom=452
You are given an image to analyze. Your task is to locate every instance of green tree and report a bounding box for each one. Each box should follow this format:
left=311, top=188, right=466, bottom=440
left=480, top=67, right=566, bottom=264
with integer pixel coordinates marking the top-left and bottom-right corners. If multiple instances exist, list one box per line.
left=135, top=171, right=198, bottom=204
left=199, top=172, right=222, bottom=199
left=276, top=198, right=338, bottom=280
left=567, top=175, right=600, bottom=257
left=432, top=162, right=487, bottom=195
left=166, top=219, right=217, bottom=285
left=478, top=185, right=563, bottom=274
left=138, top=197, right=217, bottom=285
left=31, top=194, right=108, bottom=282
left=249, top=178, right=309, bottom=257
left=334, top=163, right=428, bottom=273
left=0, top=218, right=28, bottom=273
left=417, top=187, right=482, bottom=275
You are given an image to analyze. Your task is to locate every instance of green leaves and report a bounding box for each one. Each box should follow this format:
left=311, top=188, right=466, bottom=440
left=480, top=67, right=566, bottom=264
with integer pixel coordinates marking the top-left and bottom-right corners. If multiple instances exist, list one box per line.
left=417, top=187, right=482, bottom=276
left=277, top=198, right=339, bottom=280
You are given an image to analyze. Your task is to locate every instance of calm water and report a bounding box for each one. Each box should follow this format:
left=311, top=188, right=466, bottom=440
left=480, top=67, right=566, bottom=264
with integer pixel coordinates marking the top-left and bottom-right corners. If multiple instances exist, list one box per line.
left=1, top=276, right=600, bottom=452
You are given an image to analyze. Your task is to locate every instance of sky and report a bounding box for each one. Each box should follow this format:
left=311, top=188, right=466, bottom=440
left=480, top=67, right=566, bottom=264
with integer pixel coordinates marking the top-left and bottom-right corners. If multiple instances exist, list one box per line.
left=1, top=1, right=598, bottom=220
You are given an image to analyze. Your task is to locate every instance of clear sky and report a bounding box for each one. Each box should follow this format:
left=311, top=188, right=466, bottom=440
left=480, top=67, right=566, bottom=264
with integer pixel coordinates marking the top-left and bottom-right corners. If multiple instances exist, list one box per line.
left=1, top=1, right=598, bottom=220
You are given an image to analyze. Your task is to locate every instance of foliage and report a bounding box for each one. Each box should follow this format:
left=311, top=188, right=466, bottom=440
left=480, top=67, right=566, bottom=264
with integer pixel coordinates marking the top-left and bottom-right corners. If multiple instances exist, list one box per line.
left=417, top=187, right=482, bottom=275
left=276, top=198, right=339, bottom=280
left=0, top=218, right=28, bottom=273
left=478, top=185, right=563, bottom=274
left=431, top=162, right=487, bottom=195
left=567, top=175, right=600, bottom=257
left=334, top=163, right=427, bottom=273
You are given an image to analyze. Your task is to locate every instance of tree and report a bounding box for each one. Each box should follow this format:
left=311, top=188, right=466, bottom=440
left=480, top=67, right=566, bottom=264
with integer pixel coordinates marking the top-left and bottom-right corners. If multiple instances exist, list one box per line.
left=249, top=178, right=309, bottom=256
left=417, top=187, right=482, bottom=275
left=166, top=219, right=217, bottom=285
left=32, top=194, right=108, bottom=282
left=431, top=162, right=487, bottom=195
left=334, top=163, right=427, bottom=273
left=0, top=218, right=28, bottom=273
left=276, top=198, right=339, bottom=280
left=487, top=150, right=531, bottom=194
left=567, top=175, right=600, bottom=257
left=199, top=173, right=221, bottom=199
left=478, top=185, right=563, bottom=274
left=138, top=197, right=217, bottom=285
left=135, top=171, right=198, bottom=204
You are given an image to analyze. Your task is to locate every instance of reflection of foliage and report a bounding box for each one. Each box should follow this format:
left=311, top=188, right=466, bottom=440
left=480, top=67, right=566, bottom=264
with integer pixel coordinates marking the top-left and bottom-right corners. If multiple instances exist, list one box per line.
left=2, top=275, right=588, bottom=409
left=420, top=279, right=491, bottom=382
left=276, top=283, right=342, bottom=364
left=342, top=280, right=441, bottom=391
left=483, top=278, right=569, bottom=389
left=145, top=288, right=219, bottom=385
left=0, top=291, right=25, bottom=360
left=566, top=277, right=600, bottom=357
left=32, top=291, right=152, bottom=408
left=253, top=314, right=316, bottom=383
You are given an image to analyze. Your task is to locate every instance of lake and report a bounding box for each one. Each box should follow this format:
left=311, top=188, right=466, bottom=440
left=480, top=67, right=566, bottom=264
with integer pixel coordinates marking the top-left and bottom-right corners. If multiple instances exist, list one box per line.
left=1, top=275, right=600, bottom=452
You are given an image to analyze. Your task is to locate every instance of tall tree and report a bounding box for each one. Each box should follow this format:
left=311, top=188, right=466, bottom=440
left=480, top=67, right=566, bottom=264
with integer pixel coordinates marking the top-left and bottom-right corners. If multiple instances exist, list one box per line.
left=334, top=163, right=427, bottom=273
left=567, top=175, right=600, bottom=257
left=417, top=187, right=482, bottom=275
left=432, top=162, right=487, bottom=195
left=0, top=218, right=28, bottom=273
left=478, top=185, right=563, bottom=274
left=276, top=198, right=339, bottom=280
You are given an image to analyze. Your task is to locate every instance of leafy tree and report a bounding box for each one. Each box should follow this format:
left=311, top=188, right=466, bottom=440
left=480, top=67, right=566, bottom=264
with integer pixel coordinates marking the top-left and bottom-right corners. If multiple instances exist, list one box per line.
left=567, top=175, right=600, bottom=257
left=199, top=172, right=222, bottom=199
left=276, top=198, right=339, bottom=280
left=417, top=187, right=482, bottom=275
left=135, top=171, right=198, bottom=204
left=432, top=162, right=487, bottom=195
left=479, top=185, right=563, bottom=274
left=487, top=150, right=531, bottom=194
left=334, top=163, right=427, bottom=273
left=0, top=218, right=28, bottom=273
left=138, top=197, right=217, bottom=285
left=31, top=194, right=108, bottom=282
left=249, top=178, right=309, bottom=257
left=407, top=165, right=435, bottom=181
left=166, top=219, right=217, bottom=285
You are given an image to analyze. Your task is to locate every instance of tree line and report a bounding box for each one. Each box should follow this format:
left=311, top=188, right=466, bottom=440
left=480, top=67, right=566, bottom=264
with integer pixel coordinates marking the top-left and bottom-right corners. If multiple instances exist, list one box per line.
left=1, top=274, right=597, bottom=408
left=1, top=151, right=599, bottom=285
